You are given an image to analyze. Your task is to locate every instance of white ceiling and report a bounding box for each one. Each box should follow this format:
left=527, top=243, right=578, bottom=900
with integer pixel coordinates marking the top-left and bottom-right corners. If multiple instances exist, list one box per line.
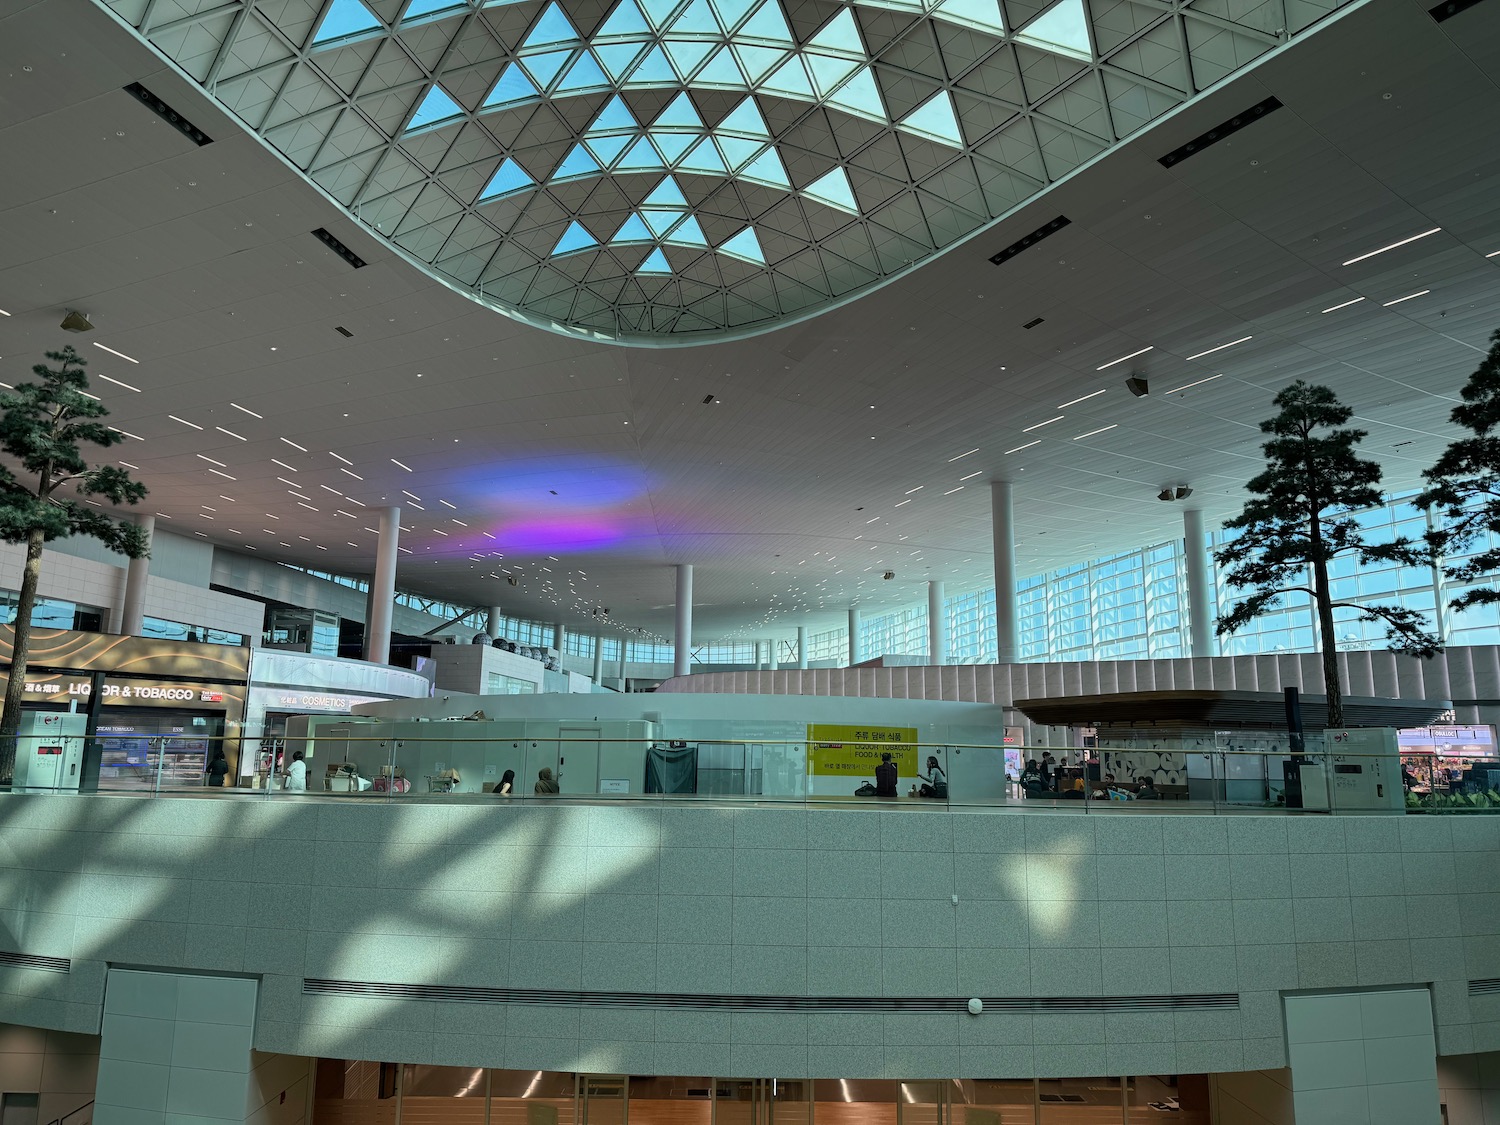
left=0, top=0, right=1499, bottom=643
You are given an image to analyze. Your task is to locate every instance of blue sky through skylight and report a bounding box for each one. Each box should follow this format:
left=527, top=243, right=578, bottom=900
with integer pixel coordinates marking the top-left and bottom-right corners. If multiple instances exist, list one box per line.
left=312, top=0, right=381, bottom=45
left=407, top=84, right=464, bottom=130
left=802, top=166, right=857, bottom=212
left=639, top=247, right=672, bottom=273
left=719, top=226, right=764, bottom=263
left=554, top=221, right=600, bottom=254
left=897, top=90, right=963, bottom=146
left=1014, top=0, right=1092, bottom=59
left=480, top=158, right=535, bottom=200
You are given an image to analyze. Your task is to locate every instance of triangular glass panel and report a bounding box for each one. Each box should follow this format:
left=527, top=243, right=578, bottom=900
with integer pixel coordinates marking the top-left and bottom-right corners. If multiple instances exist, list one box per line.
left=645, top=176, right=689, bottom=206
left=652, top=131, right=697, bottom=162
left=557, top=51, right=611, bottom=92
left=596, top=41, right=646, bottom=80
left=613, top=213, right=655, bottom=242
left=311, top=0, right=381, bottom=46
left=655, top=91, right=704, bottom=129
left=553, top=144, right=603, bottom=179
left=715, top=134, right=762, bottom=169
left=802, top=165, right=857, bottom=212
left=524, top=1, right=580, bottom=47
left=760, top=54, right=813, bottom=98
left=520, top=48, right=574, bottom=89
left=643, top=209, right=682, bottom=236
left=737, top=0, right=794, bottom=44
left=711, top=0, right=758, bottom=32
left=679, top=135, right=729, bottom=173
left=718, top=226, right=765, bottom=264
left=596, top=0, right=651, bottom=36
left=626, top=44, right=679, bottom=84
left=483, top=62, right=540, bottom=107
left=641, top=0, right=681, bottom=29
left=668, top=0, right=721, bottom=34
left=740, top=146, right=789, bottom=188
left=406, top=84, right=464, bottom=130
left=897, top=90, right=963, bottom=146
left=591, top=94, right=640, bottom=132
left=933, top=0, right=1004, bottom=33
left=806, top=52, right=859, bottom=97
left=402, top=0, right=464, bottom=22
left=617, top=136, right=667, bottom=169
left=824, top=66, right=885, bottom=121
left=587, top=133, right=635, bottom=164
left=553, top=221, right=599, bottom=255
left=665, top=214, right=709, bottom=246
left=717, top=95, right=770, bottom=138
left=479, top=157, right=536, bottom=200
left=1014, top=0, right=1092, bottom=60
left=639, top=247, right=672, bottom=273
left=695, top=45, right=748, bottom=87
left=806, top=8, right=863, bottom=54
left=664, top=38, right=717, bottom=77
left=733, top=44, right=786, bottom=84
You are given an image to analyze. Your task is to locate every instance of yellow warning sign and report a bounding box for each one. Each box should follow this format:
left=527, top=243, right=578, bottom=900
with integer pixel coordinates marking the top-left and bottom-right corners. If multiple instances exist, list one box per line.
left=806, top=724, right=920, bottom=776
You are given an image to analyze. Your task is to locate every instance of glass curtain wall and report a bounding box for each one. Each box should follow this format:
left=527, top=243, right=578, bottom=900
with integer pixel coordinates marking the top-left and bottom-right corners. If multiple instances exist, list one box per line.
left=310, top=1069, right=1208, bottom=1125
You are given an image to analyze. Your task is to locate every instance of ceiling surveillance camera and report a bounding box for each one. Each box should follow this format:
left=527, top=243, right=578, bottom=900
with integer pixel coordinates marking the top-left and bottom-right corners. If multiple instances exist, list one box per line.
left=883, top=571, right=895, bottom=580
left=1125, top=376, right=1149, bottom=397
left=59, top=310, right=94, bottom=333
left=1158, top=489, right=1175, bottom=502
left=507, top=576, right=518, bottom=586
left=1175, top=486, right=1193, bottom=500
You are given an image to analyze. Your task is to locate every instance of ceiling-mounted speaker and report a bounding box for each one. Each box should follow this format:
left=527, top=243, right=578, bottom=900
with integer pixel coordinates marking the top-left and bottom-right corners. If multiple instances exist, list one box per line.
left=1176, top=486, right=1193, bottom=500
left=60, top=310, right=94, bottom=333
left=1125, top=376, right=1149, bottom=397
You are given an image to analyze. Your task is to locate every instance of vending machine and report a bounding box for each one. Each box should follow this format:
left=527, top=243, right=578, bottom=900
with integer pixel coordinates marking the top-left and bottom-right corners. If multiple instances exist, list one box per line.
left=1323, top=727, right=1404, bottom=811
left=11, top=712, right=87, bottom=791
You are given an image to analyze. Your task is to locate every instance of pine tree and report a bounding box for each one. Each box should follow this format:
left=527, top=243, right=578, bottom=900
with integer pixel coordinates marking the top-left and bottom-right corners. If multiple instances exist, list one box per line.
left=0, top=346, right=148, bottom=785
left=1416, top=329, right=1500, bottom=613
left=1214, top=380, right=1439, bottom=729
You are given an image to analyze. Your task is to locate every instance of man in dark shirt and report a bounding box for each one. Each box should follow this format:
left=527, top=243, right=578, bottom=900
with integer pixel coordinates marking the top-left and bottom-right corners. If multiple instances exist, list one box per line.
left=875, top=751, right=899, bottom=798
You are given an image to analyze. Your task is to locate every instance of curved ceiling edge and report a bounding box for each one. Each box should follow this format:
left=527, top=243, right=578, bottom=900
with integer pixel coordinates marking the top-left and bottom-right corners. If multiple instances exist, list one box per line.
left=94, top=0, right=1361, bottom=345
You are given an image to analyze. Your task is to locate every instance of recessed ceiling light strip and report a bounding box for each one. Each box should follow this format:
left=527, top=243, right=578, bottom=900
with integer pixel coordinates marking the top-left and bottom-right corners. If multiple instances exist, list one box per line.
left=1097, top=346, right=1153, bottom=371
left=93, top=343, right=140, bottom=363
left=943, top=487, right=964, bottom=495
left=959, top=470, right=983, bottom=481
left=215, top=427, right=246, bottom=441
left=1184, top=336, right=1252, bottom=361
left=170, top=415, right=203, bottom=429
left=1057, top=389, right=1106, bottom=408
left=108, top=426, right=143, bottom=440
left=330, top=452, right=353, bottom=465
left=1073, top=425, right=1118, bottom=440
left=1004, top=440, right=1041, bottom=454
left=947, top=449, right=978, bottom=462
left=1321, top=297, right=1366, bottom=313
left=1022, top=416, right=1063, bottom=432
left=1382, top=289, right=1431, bottom=306
left=1342, top=227, right=1442, bottom=266
left=231, top=403, right=263, bottom=418
left=1162, top=374, right=1224, bottom=395
left=281, top=438, right=308, bottom=451
left=392, top=458, right=413, bottom=472
left=96, top=373, right=141, bottom=392
left=271, top=459, right=297, bottom=472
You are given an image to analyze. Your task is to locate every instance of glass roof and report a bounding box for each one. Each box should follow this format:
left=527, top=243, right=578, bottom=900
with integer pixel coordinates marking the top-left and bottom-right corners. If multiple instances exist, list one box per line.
left=101, top=0, right=1354, bottom=341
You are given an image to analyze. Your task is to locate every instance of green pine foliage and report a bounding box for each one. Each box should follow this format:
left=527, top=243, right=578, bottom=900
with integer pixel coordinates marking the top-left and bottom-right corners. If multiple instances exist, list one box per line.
left=1214, top=380, right=1438, bottom=729
left=0, top=346, right=149, bottom=783
left=1417, top=328, right=1500, bottom=611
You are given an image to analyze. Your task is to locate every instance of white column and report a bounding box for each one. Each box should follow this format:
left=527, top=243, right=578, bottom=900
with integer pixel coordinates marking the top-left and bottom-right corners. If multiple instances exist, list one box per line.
left=486, top=606, right=503, bottom=640
left=673, top=563, right=693, bottom=677
left=797, top=625, right=808, bottom=669
left=1183, top=507, right=1215, bottom=658
left=768, top=640, right=779, bottom=670
left=554, top=621, right=566, bottom=653
left=991, top=480, right=1018, bottom=664
left=617, top=645, right=628, bottom=692
left=1425, top=505, right=1449, bottom=645
left=848, top=607, right=862, bottom=666
left=364, top=505, right=399, bottom=664
left=928, top=580, right=947, bottom=665
left=119, top=513, right=155, bottom=636
left=592, top=636, right=604, bottom=683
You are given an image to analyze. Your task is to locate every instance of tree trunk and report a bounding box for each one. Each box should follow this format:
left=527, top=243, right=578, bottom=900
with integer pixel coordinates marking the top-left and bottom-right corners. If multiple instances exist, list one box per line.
left=1311, top=553, right=1343, bottom=729
left=0, top=529, right=47, bottom=785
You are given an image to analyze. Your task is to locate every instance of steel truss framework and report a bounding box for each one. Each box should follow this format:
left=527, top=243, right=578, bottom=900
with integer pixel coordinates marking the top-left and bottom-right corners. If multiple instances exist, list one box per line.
left=99, top=0, right=1351, bottom=341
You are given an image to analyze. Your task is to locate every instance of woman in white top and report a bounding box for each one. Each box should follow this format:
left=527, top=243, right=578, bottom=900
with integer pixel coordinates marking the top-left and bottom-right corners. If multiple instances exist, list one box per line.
left=284, top=750, right=307, bottom=792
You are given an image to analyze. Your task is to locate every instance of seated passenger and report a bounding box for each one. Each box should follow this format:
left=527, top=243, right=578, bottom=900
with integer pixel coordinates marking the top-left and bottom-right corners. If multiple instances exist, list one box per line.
left=534, top=767, right=560, bottom=795
left=874, top=752, right=899, bottom=798
left=916, top=755, right=948, bottom=798
left=1135, top=776, right=1161, bottom=799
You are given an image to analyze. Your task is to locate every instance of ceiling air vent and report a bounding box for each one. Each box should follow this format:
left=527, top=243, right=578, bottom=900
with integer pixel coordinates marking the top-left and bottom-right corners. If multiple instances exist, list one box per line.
left=0, top=951, right=71, bottom=974
left=122, top=83, right=212, bottom=146
left=1158, top=97, right=1283, bottom=167
left=303, top=979, right=1236, bottom=1014
left=989, top=216, right=1070, bottom=266
left=334, top=326, right=354, bottom=337
left=1430, top=0, right=1487, bottom=19
left=1022, top=317, right=1045, bottom=330
left=1468, top=978, right=1500, bottom=996
left=312, top=228, right=367, bottom=269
